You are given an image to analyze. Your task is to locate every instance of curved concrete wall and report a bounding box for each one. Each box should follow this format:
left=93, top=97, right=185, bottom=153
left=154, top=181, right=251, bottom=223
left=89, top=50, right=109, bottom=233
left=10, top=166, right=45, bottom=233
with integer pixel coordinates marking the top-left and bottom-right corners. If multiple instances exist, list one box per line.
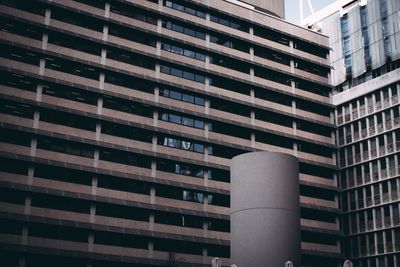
left=240, top=0, right=285, bottom=18
left=230, top=152, right=300, bottom=267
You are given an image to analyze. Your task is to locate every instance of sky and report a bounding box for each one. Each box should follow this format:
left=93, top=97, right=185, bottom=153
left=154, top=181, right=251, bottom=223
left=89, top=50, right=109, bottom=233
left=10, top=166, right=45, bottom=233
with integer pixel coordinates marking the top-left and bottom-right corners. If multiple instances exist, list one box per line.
left=285, top=0, right=336, bottom=25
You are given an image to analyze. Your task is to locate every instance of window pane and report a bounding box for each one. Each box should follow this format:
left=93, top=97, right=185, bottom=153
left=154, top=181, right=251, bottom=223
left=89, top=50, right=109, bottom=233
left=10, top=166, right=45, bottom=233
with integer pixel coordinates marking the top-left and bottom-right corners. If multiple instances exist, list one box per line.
left=183, top=71, right=195, bottom=80
left=171, top=68, right=183, bottom=77
left=182, top=94, right=194, bottom=103
left=194, top=97, right=205, bottom=106
left=194, top=120, right=204, bottom=129
left=169, top=114, right=181, bottom=124
left=183, top=49, right=195, bottom=58
left=182, top=117, right=194, bottom=127
left=170, top=90, right=182, bottom=100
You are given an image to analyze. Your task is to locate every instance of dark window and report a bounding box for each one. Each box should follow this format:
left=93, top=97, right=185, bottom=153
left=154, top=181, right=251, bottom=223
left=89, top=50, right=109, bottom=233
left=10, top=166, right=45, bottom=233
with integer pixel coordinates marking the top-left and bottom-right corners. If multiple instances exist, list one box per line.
left=295, top=60, right=329, bottom=78
left=45, top=56, right=100, bottom=80
left=0, top=157, right=29, bottom=175
left=96, top=202, right=150, bottom=221
left=302, top=231, right=337, bottom=246
left=254, top=65, right=292, bottom=86
left=34, top=164, right=93, bottom=186
left=254, top=88, right=292, bottom=106
left=51, top=6, right=104, bottom=32
left=110, top=2, right=157, bottom=25
left=164, top=0, right=206, bottom=19
left=40, top=109, right=97, bottom=131
left=0, top=187, right=26, bottom=205
left=105, top=71, right=154, bottom=94
left=0, top=43, right=41, bottom=66
left=0, top=18, right=43, bottom=40
left=255, top=131, right=293, bottom=149
left=0, top=218, right=22, bottom=235
left=212, top=120, right=251, bottom=139
left=106, top=46, right=156, bottom=69
left=108, top=24, right=157, bottom=47
left=0, top=128, right=31, bottom=147
left=210, top=12, right=249, bottom=32
left=208, top=167, right=230, bottom=183
left=295, top=79, right=330, bottom=97
left=254, top=46, right=290, bottom=65
left=209, top=76, right=250, bottom=95
left=29, top=222, right=88, bottom=242
left=300, top=162, right=334, bottom=179
left=255, top=109, right=293, bottom=127
left=161, top=42, right=206, bottom=61
left=158, top=135, right=204, bottom=153
left=0, top=0, right=47, bottom=16
left=298, top=141, right=332, bottom=158
left=300, top=184, right=335, bottom=201
left=294, top=39, right=328, bottom=59
left=162, top=20, right=206, bottom=40
left=157, top=159, right=205, bottom=178
left=97, top=174, right=151, bottom=195
left=301, top=207, right=336, bottom=223
left=95, top=231, right=148, bottom=249
left=42, top=83, right=98, bottom=105
left=31, top=193, right=90, bottom=213
left=155, top=210, right=204, bottom=229
left=48, top=31, right=102, bottom=55
left=102, top=95, right=153, bottom=117
left=160, top=87, right=206, bottom=106
left=101, top=121, right=153, bottom=143
left=72, top=0, right=107, bottom=9
left=210, top=53, right=250, bottom=73
left=209, top=144, right=246, bottom=159
left=297, top=120, right=332, bottom=137
left=160, top=64, right=205, bottom=83
left=0, top=100, right=35, bottom=119
left=99, top=149, right=152, bottom=168
left=37, top=136, right=95, bottom=158
left=210, top=33, right=249, bottom=53
left=207, top=244, right=230, bottom=258
left=154, top=238, right=203, bottom=255
left=253, top=25, right=290, bottom=46
left=208, top=218, right=230, bottom=232
left=297, top=99, right=331, bottom=117
left=0, top=71, right=37, bottom=92
left=159, top=111, right=206, bottom=129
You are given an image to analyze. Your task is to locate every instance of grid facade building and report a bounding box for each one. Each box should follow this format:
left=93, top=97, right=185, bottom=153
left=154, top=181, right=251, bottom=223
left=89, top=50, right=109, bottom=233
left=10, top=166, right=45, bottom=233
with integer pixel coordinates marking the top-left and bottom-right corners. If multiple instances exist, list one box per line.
left=0, top=0, right=340, bottom=266
left=305, top=0, right=400, bottom=266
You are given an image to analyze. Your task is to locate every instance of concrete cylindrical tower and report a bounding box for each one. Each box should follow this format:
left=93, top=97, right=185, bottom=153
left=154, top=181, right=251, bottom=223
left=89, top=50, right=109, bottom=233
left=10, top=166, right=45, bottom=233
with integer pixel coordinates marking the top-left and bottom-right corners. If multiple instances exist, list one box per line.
left=230, top=152, right=300, bottom=267
left=240, top=0, right=285, bottom=18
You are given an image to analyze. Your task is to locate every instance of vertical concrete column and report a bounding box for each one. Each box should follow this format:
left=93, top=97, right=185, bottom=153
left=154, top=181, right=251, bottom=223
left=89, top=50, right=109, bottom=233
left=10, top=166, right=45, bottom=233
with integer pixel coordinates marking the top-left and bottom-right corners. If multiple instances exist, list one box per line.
left=104, top=2, right=110, bottom=18
left=231, top=152, right=300, bottom=267
left=101, top=48, right=107, bottom=65
left=154, top=86, right=160, bottom=103
left=99, top=73, right=105, bottom=90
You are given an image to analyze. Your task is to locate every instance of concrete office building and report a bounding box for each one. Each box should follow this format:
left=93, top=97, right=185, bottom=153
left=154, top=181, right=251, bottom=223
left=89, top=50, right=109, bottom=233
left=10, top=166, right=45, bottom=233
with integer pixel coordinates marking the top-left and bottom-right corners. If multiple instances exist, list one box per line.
left=304, top=0, right=400, bottom=266
left=0, top=0, right=340, bottom=266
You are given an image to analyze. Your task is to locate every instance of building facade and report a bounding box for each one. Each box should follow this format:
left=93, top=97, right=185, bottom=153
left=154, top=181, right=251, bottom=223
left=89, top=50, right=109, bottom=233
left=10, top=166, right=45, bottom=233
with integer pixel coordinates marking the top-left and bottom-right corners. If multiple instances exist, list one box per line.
left=0, top=0, right=341, bottom=266
left=305, top=0, right=400, bottom=266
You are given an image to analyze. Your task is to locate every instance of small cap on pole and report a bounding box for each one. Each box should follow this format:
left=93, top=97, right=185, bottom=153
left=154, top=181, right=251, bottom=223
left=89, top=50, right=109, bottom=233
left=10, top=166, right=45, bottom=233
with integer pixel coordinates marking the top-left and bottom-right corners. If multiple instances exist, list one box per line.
left=285, top=261, right=294, bottom=267
left=343, top=260, right=353, bottom=267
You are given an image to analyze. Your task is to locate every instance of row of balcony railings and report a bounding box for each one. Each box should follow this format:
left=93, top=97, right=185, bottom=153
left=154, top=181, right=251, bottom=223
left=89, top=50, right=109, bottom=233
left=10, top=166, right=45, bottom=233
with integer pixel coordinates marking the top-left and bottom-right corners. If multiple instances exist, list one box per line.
left=339, top=142, right=400, bottom=168
left=337, top=94, right=399, bottom=125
